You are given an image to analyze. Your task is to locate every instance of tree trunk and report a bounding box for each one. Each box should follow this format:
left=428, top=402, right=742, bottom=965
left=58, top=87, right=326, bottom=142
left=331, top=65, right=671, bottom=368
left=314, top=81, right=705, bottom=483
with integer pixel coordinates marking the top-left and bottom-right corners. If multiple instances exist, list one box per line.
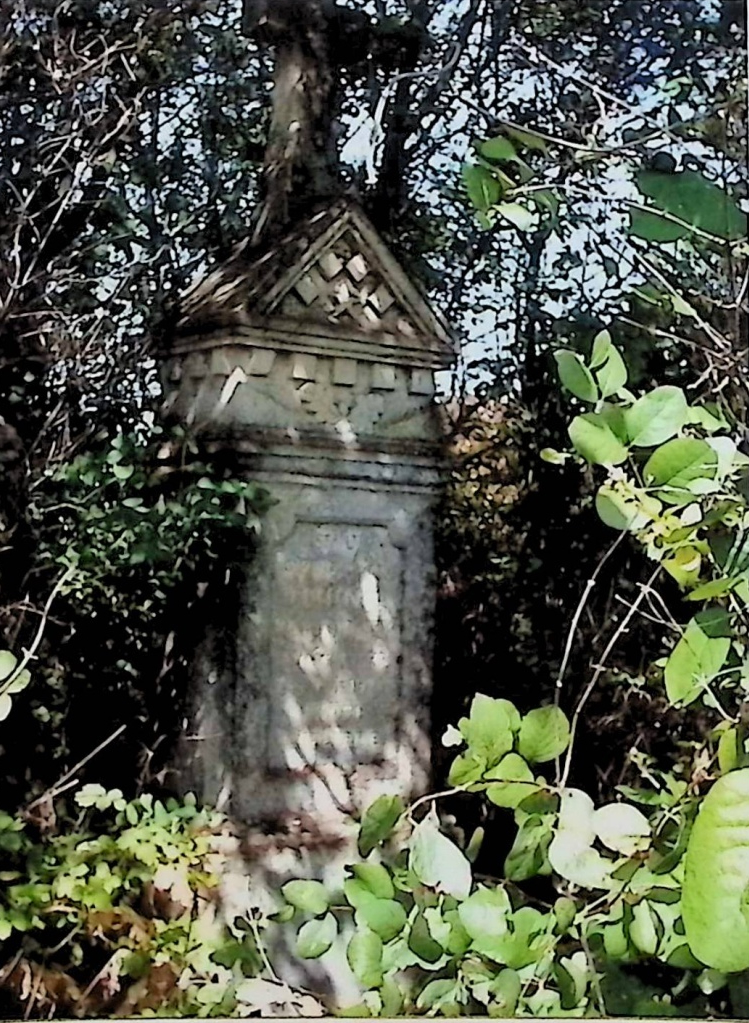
left=244, top=0, right=340, bottom=240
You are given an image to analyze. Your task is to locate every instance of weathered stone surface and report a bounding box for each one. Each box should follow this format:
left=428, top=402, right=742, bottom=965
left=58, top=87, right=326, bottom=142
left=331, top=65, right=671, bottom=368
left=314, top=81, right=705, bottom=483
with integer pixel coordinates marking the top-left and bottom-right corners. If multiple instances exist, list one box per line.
left=164, top=199, right=454, bottom=1004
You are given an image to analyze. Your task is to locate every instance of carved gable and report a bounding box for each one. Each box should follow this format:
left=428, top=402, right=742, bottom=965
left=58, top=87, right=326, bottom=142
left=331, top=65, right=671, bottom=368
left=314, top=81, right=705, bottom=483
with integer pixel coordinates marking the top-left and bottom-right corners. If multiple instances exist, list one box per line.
left=175, top=201, right=454, bottom=368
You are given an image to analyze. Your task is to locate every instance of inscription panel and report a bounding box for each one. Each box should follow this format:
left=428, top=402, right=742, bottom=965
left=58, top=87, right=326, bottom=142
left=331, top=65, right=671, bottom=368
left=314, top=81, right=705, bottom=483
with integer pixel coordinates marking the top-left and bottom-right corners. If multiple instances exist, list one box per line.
left=267, top=521, right=404, bottom=773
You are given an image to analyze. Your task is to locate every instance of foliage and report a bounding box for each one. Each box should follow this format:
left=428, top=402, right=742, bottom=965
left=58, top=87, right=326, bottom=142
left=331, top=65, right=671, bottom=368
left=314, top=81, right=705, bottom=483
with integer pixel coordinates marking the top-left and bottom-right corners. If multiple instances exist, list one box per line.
left=1, top=427, right=270, bottom=803
left=33, top=428, right=270, bottom=617
left=0, top=788, right=325, bottom=1018
left=279, top=330, right=749, bottom=1016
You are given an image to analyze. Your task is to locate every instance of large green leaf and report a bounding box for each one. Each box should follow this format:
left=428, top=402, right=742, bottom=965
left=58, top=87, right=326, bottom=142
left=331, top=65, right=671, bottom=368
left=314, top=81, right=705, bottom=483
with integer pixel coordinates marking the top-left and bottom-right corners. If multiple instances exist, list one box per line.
left=354, top=897, right=408, bottom=943
left=554, top=351, right=598, bottom=403
left=644, top=438, right=718, bottom=504
left=416, top=979, right=461, bottom=1011
left=548, top=789, right=612, bottom=890
left=409, top=811, right=472, bottom=901
left=408, top=911, right=444, bottom=963
left=350, top=863, right=394, bottom=900
left=631, top=169, right=747, bottom=243
left=0, top=651, right=17, bottom=682
left=630, top=902, right=659, bottom=956
left=347, top=930, right=383, bottom=989
left=591, top=337, right=628, bottom=399
left=485, top=753, right=538, bottom=808
left=683, top=769, right=749, bottom=972
left=479, top=136, right=518, bottom=161
left=517, top=706, right=570, bottom=763
left=463, top=164, right=501, bottom=212
left=664, top=618, right=731, bottom=706
left=458, top=885, right=511, bottom=943
left=504, top=815, right=554, bottom=881
left=448, top=751, right=487, bottom=787
left=358, top=795, right=403, bottom=857
left=281, top=880, right=329, bottom=916
left=593, top=803, right=651, bottom=855
left=296, top=913, right=337, bottom=959
left=624, top=386, right=689, bottom=447
left=458, top=694, right=518, bottom=765
left=595, top=484, right=660, bottom=532
left=568, top=413, right=629, bottom=465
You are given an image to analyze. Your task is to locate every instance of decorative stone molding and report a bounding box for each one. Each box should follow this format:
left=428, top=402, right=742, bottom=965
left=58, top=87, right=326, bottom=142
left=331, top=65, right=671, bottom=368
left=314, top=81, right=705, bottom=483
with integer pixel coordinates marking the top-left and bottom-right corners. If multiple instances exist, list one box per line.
left=164, top=201, right=455, bottom=1000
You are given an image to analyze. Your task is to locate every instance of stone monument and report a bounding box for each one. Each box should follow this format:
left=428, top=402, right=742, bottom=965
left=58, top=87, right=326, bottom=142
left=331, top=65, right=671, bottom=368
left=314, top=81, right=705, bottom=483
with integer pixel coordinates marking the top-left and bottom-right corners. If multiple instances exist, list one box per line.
left=163, top=200, right=454, bottom=852
left=159, top=0, right=456, bottom=998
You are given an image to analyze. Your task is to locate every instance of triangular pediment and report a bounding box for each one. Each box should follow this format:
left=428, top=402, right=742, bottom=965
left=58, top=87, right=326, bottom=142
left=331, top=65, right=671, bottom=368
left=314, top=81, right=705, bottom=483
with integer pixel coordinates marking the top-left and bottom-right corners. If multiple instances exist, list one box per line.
left=176, top=202, right=455, bottom=366
left=255, top=205, right=453, bottom=353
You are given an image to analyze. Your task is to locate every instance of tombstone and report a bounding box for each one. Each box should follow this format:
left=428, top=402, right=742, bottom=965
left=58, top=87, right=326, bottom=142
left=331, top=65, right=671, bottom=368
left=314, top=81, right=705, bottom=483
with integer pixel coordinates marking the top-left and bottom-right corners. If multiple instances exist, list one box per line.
left=161, top=198, right=454, bottom=995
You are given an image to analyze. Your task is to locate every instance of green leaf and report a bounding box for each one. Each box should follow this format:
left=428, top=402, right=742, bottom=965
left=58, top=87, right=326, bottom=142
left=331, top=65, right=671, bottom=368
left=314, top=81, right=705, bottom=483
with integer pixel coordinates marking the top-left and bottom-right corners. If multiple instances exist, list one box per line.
left=517, top=706, right=570, bottom=763
left=0, top=651, right=17, bottom=682
left=504, top=814, right=554, bottom=881
left=358, top=795, right=403, bottom=857
left=112, top=463, right=134, bottom=481
left=624, top=386, right=689, bottom=447
left=549, top=835, right=612, bottom=890
left=554, top=351, right=598, bottom=403
left=595, top=486, right=651, bottom=531
left=281, top=879, right=329, bottom=916
left=687, top=577, right=740, bottom=602
left=347, top=930, right=383, bottom=989
left=485, top=753, right=537, bottom=808
left=350, top=863, right=394, bottom=900
left=548, top=789, right=613, bottom=890
left=458, top=886, right=511, bottom=942
left=478, top=906, right=548, bottom=969
left=506, top=125, right=548, bottom=152
left=683, top=769, right=749, bottom=971
left=594, top=803, right=651, bottom=855
left=448, top=752, right=486, bottom=787
left=569, top=413, right=629, bottom=465
left=344, top=878, right=375, bottom=909
left=409, top=811, right=472, bottom=900
left=718, top=728, right=739, bottom=775
left=416, top=978, right=460, bottom=1011
left=355, top=897, right=408, bottom=942
left=415, top=977, right=456, bottom=1010
left=663, top=547, right=702, bottom=589
left=495, top=202, right=534, bottom=231
left=556, top=951, right=590, bottom=1009
left=296, top=913, right=337, bottom=959
left=381, top=977, right=403, bottom=1016
left=480, top=136, right=518, bottom=162
left=644, top=438, right=718, bottom=504
left=590, top=330, right=612, bottom=367
left=463, top=164, right=501, bottom=212
left=458, top=694, right=518, bottom=764
left=491, top=968, right=522, bottom=1014
left=630, top=902, right=659, bottom=956
left=4, top=668, right=30, bottom=695
left=553, top=896, right=577, bottom=934
left=664, top=618, right=731, bottom=706
left=595, top=346, right=628, bottom=399
left=408, top=910, right=444, bottom=963
left=540, top=447, right=569, bottom=465
left=632, top=169, right=747, bottom=243
left=0, top=694, right=12, bottom=722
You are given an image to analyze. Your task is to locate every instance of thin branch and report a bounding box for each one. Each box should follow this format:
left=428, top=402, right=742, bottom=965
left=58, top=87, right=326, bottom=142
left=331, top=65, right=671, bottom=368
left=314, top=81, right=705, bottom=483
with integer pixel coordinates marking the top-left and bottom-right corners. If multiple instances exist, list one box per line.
left=560, top=567, right=662, bottom=789
left=25, top=723, right=127, bottom=812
